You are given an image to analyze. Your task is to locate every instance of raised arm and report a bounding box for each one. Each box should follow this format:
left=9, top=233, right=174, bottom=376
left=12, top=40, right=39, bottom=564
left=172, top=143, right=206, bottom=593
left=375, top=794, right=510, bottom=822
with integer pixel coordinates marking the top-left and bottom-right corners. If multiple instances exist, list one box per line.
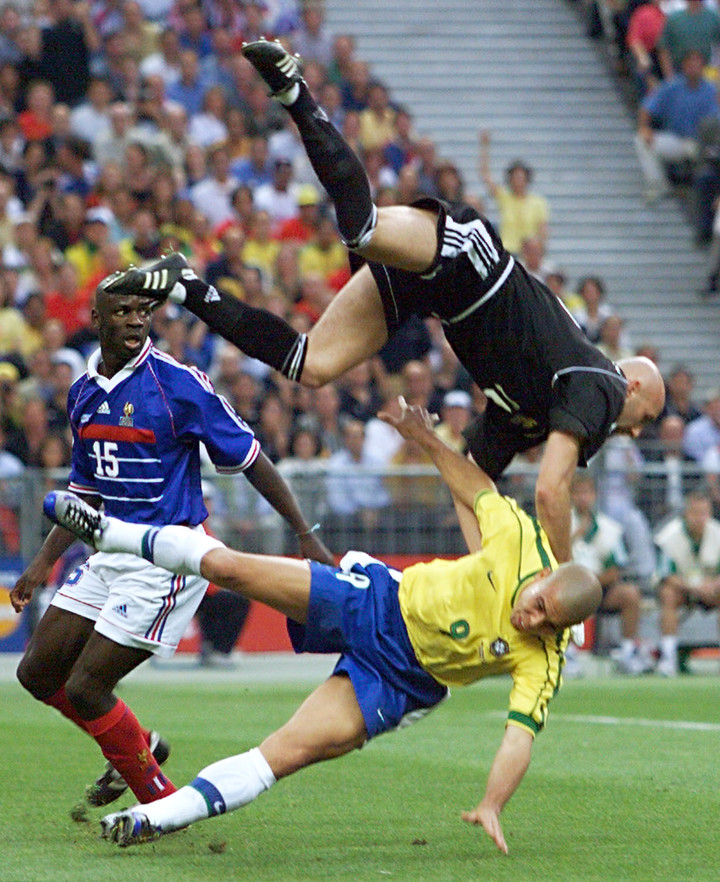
left=243, top=450, right=334, bottom=565
left=461, top=724, right=533, bottom=854
left=478, top=130, right=500, bottom=200
left=535, top=430, right=581, bottom=563
left=379, top=398, right=495, bottom=509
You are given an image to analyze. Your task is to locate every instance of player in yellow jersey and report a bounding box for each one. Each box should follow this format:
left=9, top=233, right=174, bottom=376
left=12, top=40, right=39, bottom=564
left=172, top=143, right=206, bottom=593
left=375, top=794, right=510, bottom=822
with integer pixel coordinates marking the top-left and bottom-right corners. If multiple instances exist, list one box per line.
left=45, top=399, right=601, bottom=855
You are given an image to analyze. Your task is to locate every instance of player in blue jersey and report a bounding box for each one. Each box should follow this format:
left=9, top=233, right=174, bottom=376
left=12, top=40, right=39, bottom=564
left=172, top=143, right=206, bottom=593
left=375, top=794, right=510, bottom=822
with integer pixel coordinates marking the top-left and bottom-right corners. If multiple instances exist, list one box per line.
left=10, top=276, right=332, bottom=811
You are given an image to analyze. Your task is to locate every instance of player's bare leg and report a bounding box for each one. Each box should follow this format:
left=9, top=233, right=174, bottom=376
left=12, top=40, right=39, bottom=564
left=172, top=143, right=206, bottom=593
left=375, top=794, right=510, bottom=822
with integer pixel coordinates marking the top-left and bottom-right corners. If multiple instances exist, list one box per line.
left=101, top=675, right=367, bottom=846
left=104, top=41, right=441, bottom=388
left=44, top=491, right=314, bottom=622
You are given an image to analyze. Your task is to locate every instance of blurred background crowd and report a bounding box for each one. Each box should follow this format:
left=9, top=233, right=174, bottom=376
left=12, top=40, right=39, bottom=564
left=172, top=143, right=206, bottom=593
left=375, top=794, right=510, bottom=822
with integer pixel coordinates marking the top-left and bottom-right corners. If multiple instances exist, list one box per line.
left=2, top=0, right=720, bottom=671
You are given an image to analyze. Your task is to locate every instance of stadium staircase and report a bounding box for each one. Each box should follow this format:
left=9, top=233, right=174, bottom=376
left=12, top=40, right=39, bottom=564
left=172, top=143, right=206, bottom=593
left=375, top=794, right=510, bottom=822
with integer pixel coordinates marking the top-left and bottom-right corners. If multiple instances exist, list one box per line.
left=324, top=0, right=720, bottom=392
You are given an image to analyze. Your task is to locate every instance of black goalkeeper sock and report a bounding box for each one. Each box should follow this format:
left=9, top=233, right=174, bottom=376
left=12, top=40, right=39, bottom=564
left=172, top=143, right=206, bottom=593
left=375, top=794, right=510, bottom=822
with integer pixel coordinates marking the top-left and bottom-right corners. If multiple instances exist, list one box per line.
left=182, top=280, right=308, bottom=381
left=285, top=82, right=376, bottom=248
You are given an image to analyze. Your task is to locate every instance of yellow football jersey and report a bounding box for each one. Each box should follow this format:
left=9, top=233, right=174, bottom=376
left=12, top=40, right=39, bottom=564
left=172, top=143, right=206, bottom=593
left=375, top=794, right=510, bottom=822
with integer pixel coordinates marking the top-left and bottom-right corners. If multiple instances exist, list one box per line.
left=398, top=491, right=567, bottom=736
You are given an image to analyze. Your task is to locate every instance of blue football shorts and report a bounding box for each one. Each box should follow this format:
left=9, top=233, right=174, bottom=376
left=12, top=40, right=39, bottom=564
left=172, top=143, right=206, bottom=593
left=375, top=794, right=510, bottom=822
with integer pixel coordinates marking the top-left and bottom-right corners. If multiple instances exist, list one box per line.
left=287, top=552, right=448, bottom=739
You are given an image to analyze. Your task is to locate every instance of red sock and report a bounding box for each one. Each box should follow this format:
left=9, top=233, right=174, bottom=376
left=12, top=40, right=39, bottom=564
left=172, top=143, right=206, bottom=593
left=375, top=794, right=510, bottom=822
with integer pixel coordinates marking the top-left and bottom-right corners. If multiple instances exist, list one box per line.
left=43, top=687, right=153, bottom=744
left=85, top=699, right=176, bottom=803
left=44, top=687, right=91, bottom=734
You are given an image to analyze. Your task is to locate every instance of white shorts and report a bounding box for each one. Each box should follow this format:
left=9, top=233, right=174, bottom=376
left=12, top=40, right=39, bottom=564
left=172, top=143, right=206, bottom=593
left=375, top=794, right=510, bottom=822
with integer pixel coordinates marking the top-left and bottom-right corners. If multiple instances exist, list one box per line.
left=51, top=531, right=209, bottom=658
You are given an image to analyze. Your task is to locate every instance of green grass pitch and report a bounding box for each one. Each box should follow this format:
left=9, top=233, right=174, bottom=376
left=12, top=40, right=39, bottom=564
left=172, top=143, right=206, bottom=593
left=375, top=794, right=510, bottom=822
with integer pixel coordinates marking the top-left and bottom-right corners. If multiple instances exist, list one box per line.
left=2, top=674, right=719, bottom=882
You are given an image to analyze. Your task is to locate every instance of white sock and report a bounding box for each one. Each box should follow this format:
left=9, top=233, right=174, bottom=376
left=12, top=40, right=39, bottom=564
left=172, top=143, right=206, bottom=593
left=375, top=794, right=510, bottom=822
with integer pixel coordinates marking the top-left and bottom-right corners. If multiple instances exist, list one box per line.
left=276, top=82, right=300, bottom=105
left=194, top=747, right=276, bottom=813
left=661, top=634, right=677, bottom=660
left=99, top=520, right=223, bottom=575
left=140, top=784, right=209, bottom=832
left=140, top=748, right=276, bottom=831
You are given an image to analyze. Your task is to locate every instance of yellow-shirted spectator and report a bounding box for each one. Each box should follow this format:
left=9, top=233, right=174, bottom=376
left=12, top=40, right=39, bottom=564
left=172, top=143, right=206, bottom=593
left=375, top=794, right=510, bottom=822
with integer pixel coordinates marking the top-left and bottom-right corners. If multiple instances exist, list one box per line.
left=479, top=129, right=549, bottom=255
left=298, top=215, right=348, bottom=283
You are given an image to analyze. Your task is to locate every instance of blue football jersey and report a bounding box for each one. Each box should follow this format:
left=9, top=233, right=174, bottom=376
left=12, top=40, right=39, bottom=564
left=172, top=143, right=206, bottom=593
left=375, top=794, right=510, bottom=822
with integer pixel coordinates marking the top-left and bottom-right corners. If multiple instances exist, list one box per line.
left=67, top=340, right=259, bottom=526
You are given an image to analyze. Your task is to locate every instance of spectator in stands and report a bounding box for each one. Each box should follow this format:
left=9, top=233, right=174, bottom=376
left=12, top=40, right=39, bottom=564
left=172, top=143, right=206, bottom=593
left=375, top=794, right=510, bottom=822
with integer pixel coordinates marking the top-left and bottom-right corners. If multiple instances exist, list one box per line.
left=139, top=25, right=182, bottom=87
left=44, top=260, right=91, bottom=339
left=394, top=163, right=422, bottom=206
left=120, top=0, right=160, bottom=62
left=684, top=388, right=720, bottom=462
left=313, top=382, right=343, bottom=455
left=358, top=81, right=396, bottom=153
left=518, top=236, right=551, bottom=283
left=292, top=1, right=334, bottom=68
left=340, top=59, right=371, bottom=112
left=63, top=208, right=110, bottom=286
left=276, top=183, right=321, bottom=244
left=325, top=417, right=390, bottom=543
left=638, top=414, right=699, bottom=527
left=255, top=392, right=291, bottom=464
left=400, top=359, right=444, bottom=415
left=384, top=106, right=416, bottom=175
left=166, top=48, right=208, bottom=117
left=298, top=213, right=347, bottom=286
left=655, top=491, right=720, bottom=676
left=328, top=33, right=356, bottom=87
left=18, top=79, right=54, bottom=142
left=93, top=101, right=133, bottom=169
left=337, top=360, right=382, bottom=424
left=70, top=77, right=113, bottom=146
left=570, top=473, right=652, bottom=675
left=435, top=389, right=472, bottom=455
left=597, top=314, right=634, bottom=362
left=242, top=209, right=280, bottom=280
left=663, top=364, right=703, bottom=424
left=634, top=49, right=719, bottom=202
left=188, top=84, right=229, bottom=149
left=276, top=421, right=327, bottom=532
left=252, top=157, right=299, bottom=226
left=571, top=274, right=616, bottom=344
left=361, top=382, right=404, bottom=467
left=658, top=0, right=720, bottom=79
left=478, top=129, right=549, bottom=255
left=205, top=224, right=246, bottom=298
left=117, top=207, right=160, bottom=265
left=41, top=0, right=97, bottom=107
left=177, top=0, right=213, bottom=59
left=626, top=0, right=666, bottom=98
left=191, top=143, right=239, bottom=228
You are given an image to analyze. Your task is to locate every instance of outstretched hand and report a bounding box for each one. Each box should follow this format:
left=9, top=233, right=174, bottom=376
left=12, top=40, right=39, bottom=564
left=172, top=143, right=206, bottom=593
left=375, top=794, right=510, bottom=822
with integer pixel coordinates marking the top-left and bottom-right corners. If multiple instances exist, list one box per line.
left=297, top=530, right=335, bottom=567
left=378, top=396, right=438, bottom=441
left=461, top=803, right=508, bottom=855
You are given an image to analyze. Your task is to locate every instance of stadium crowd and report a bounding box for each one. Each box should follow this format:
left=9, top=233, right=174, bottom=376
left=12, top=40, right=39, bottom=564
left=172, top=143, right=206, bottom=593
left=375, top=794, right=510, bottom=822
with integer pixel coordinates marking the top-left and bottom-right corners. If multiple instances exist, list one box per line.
left=1, top=0, right=720, bottom=674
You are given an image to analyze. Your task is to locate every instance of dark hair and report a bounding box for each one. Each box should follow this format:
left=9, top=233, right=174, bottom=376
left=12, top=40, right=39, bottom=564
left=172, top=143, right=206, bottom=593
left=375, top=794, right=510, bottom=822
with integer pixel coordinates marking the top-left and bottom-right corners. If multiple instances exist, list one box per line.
left=505, top=159, right=532, bottom=183
left=577, top=275, right=606, bottom=298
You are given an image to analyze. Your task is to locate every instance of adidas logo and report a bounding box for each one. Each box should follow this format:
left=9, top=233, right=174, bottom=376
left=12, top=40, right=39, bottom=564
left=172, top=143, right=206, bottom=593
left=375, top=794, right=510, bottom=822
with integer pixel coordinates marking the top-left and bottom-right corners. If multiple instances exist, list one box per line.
left=98, top=402, right=110, bottom=415
left=112, top=603, right=128, bottom=618
left=277, top=55, right=299, bottom=77
left=204, top=285, right=221, bottom=303
left=143, top=269, right=169, bottom=290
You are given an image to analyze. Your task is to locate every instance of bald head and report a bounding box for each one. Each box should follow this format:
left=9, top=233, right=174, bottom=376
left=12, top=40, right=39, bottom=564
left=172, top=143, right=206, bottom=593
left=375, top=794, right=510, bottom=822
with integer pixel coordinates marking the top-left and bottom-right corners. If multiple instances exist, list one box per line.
left=545, top=563, right=603, bottom=628
left=615, top=356, right=666, bottom=434
left=511, top=562, right=602, bottom=634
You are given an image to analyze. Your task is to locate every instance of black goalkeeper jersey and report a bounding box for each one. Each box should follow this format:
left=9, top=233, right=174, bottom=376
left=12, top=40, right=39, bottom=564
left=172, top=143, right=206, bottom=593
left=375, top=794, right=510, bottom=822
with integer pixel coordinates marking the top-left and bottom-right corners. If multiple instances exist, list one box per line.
left=368, top=198, right=627, bottom=477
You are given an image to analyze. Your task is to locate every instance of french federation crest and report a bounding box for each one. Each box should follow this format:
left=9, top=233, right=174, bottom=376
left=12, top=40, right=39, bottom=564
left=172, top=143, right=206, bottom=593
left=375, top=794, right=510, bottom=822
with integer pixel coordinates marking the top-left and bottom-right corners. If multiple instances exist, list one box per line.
left=489, top=638, right=509, bottom=658
left=119, top=401, right=134, bottom=427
